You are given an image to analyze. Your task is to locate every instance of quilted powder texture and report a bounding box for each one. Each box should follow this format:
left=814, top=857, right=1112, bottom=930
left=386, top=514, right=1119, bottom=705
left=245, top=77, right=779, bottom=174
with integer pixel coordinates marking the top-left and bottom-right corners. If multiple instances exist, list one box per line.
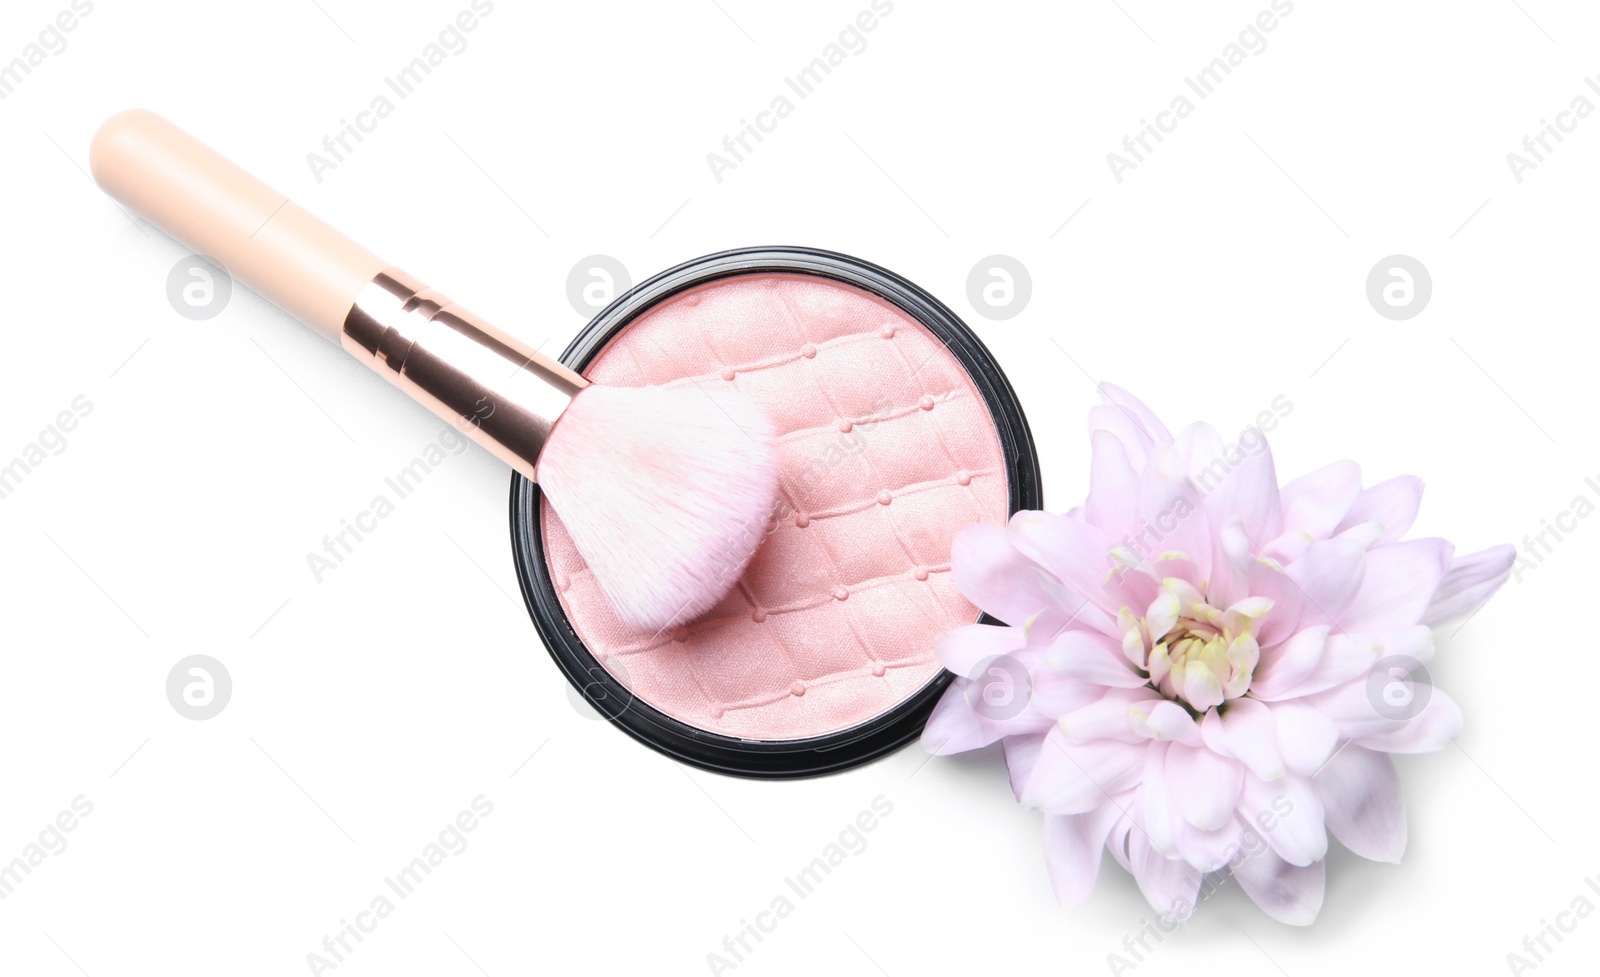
left=541, top=273, right=1009, bottom=739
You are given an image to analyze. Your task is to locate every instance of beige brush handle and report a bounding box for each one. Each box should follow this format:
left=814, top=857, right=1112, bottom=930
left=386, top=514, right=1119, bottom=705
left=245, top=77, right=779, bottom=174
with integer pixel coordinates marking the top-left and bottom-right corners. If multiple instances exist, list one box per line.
left=89, top=109, right=588, bottom=480
left=91, top=109, right=387, bottom=342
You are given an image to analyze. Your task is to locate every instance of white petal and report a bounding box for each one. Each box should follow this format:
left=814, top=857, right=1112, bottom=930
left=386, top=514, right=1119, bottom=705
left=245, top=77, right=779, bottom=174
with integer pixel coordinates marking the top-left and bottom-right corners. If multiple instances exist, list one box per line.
left=1335, top=520, right=1386, bottom=550
left=1105, top=809, right=1137, bottom=874
left=934, top=622, right=1026, bottom=676
left=1268, top=701, right=1340, bottom=777
left=1244, top=558, right=1305, bottom=649
left=1241, top=774, right=1327, bottom=867
left=1264, top=528, right=1316, bottom=565
left=1226, top=595, right=1276, bottom=623
left=1100, top=382, right=1177, bottom=447
left=1008, top=512, right=1130, bottom=618
left=1223, top=633, right=1260, bottom=698
left=1130, top=700, right=1202, bottom=745
left=1356, top=688, right=1463, bottom=754
left=1023, top=728, right=1145, bottom=814
left=1144, top=588, right=1181, bottom=644
left=1028, top=662, right=1106, bottom=719
left=1166, top=743, right=1244, bottom=831
left=1151, top=554, right=1207, bottom=592
left=1137, top=443, right=1212, bottom=578
left=1060, top=688, right=1160, bottom=744
left=920, top=684, right=1001, bottom=754
left=1279, top=460, right=1363, bottom=540
left=1371, top=624, right=1436, bottom=666
left=1182, top=665, right=1226, bottom=712
left=1286, top=537, right=1367, bottom=628
left=1229, top=843, right=1325, bottom=926
left=1251, top=625, right=1331, bottom=701
left=1147, top=642, right=1173, bottom=686
left=1089, top=404, right=1158, bottom=471
left=1274, top=632, right=1381, bottom=699
left=1419, top=544, right=1515, bottom=628
left=1045, top=805, right=1122, bottom=905
left=1003, top=733, right=1046, bottom=801
left=1046, top=631, right=1151, bottom=689
left=1085, top=429, right=1140, bottom=539
left=1172, top=816, right=1251, bottom=873
left=1314, top=745, right=1407, bottom=863
left=1201, top=432, right=1284, bottom=543
left=951, top=524, right=1058, bottom=627
left=1303, top=677, right=1459, bottom=749
left=1335, top=474, right=1422, bottom=545
left=1206, top=516, right=1253, bottom=608
left=1141, top=744, right=1177, bottom=855
left=1099, top=383, right=1175, bottom=443
left=1174, top=421, right=1226, bottom=484
left=1129, top=838, right=1203, bottom=919
left=1340, top=538, right=1453, bottom=631
left=1201, top=699, right=1285, bottom=781
left=1026, top=600, right=1119, bottom=646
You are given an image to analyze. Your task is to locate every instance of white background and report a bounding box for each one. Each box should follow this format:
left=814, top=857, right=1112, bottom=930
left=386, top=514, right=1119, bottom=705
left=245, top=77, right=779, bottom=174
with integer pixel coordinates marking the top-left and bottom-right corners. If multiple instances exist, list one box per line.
left=0, top=1, right=1593, bottom=974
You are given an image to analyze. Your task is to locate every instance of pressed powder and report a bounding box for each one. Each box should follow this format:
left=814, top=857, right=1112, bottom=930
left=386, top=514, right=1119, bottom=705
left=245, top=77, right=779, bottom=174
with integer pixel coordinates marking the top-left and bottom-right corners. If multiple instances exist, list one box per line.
left=514, top=248, right=1041, bottom=776
left=541, top=272, right=1008, bottom=737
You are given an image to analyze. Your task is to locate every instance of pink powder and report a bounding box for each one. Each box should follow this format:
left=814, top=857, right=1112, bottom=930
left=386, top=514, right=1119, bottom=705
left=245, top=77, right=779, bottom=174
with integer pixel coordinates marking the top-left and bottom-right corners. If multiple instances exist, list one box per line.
left=541, top=273, right=1009, bottom=739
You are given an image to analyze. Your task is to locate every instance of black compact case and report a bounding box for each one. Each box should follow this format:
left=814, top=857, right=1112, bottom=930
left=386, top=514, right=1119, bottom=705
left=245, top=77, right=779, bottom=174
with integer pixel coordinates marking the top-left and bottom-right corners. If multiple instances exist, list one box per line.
left=510, top=247, right=1042, bottom=778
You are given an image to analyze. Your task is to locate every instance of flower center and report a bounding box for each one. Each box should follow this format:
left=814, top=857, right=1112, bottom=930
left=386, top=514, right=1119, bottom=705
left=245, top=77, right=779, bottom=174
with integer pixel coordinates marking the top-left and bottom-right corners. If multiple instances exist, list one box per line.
left=1120, top=579, right=1269, bottom=714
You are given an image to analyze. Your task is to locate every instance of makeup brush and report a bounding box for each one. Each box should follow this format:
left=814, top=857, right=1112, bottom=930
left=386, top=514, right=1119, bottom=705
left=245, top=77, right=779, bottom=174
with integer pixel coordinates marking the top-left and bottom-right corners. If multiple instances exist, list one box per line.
left=90, top=109, right=777, bottom=631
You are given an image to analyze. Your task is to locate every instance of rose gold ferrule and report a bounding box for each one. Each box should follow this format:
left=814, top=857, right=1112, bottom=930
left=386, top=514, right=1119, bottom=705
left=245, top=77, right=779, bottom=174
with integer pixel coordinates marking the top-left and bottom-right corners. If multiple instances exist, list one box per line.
left=341, top=269, right=589, bottom=481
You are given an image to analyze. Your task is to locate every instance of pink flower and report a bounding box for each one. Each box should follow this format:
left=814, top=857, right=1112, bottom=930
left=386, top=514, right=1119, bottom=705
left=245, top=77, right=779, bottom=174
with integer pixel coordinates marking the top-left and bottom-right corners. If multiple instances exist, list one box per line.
left=924, top=385, right=1513, bottom=925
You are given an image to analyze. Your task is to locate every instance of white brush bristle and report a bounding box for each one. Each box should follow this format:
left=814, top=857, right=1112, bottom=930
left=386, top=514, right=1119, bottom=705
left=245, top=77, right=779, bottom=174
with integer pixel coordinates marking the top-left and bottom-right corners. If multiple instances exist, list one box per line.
left=537, top=383, right=780, bottom=632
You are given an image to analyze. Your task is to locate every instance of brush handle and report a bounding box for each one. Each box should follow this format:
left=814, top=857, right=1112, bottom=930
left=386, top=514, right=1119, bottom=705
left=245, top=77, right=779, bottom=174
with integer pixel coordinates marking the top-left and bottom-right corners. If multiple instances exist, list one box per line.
left=91, top=109, right=387, bottom=342
left=90, top=109, right=588, bottom=481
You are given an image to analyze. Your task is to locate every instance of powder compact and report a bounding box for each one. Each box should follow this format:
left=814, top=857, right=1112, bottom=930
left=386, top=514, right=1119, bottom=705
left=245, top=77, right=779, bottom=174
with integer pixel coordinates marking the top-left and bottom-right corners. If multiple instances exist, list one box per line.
left=512, top=248, right=1041, bottom=777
